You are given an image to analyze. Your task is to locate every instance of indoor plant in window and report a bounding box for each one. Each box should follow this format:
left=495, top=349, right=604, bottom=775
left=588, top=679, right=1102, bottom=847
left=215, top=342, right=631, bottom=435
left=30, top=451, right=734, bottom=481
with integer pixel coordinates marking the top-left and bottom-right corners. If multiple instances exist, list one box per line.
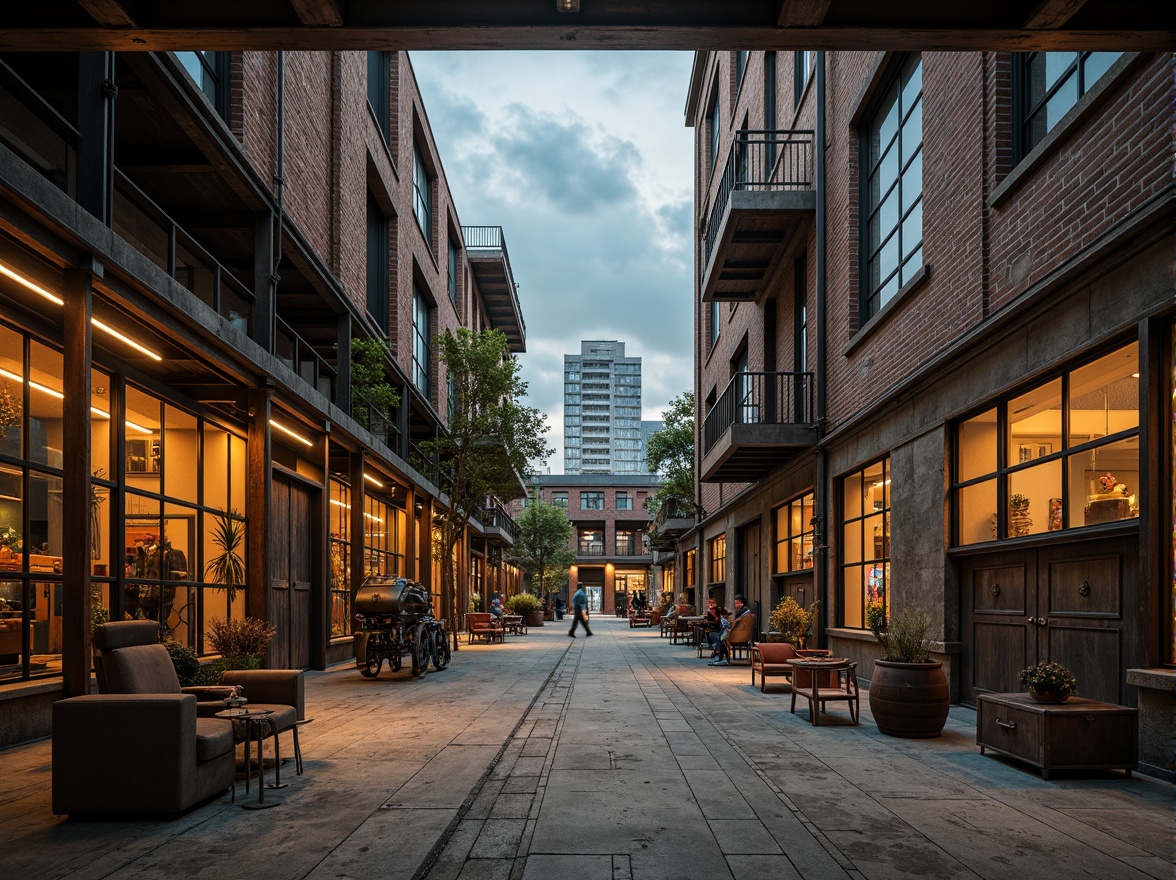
left=207, top=615, right=277, bottom=673
left=1009, top=493, right=1032, bottom=537
left=204, top=509, right=245, bottom=605
left=868, top=604, right=950, bottom=738
left=1020, top=661, right=1078, bottom=703
left=505, top=592, right=543, bottom=627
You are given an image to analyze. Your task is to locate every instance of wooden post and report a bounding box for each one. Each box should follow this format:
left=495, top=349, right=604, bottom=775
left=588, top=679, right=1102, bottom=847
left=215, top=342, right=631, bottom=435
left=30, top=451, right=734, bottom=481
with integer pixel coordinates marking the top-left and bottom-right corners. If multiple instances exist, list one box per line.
left=62, top=268, right=93, bottom=697
left=76, top=52, right=115, bottom=226
left=245, top=385, right=271, bottom=631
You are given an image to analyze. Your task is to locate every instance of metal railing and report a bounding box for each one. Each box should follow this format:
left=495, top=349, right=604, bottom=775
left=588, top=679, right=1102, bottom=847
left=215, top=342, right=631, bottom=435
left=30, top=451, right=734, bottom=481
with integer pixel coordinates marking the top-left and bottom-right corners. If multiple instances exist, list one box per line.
left=653, top=498, right=695, bottom=531
left=276, top=316, right=336, bottom=402
left=113, top=169, right=254, bottom=333
left=352, top=387, right=400, bottom=452
left=703, top=130, right=815, bottom=271
left=702, top=371, right=815, bottom=455
left=479, top=505, right=520, bottom=542
left=460, top=224, right=526, bottom=336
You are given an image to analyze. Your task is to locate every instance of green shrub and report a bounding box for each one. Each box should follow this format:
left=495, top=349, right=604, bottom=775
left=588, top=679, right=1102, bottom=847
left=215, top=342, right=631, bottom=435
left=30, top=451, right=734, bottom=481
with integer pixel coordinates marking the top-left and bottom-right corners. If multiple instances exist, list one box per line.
left=207, top=616, right=276, bottom=669
left=769, top=596, right=818, bottom=645
left=505, top=592, right=541, bottom=615
left=874, top=606, right=933, bottom=663
left=164, top=640, right=202, bottom=686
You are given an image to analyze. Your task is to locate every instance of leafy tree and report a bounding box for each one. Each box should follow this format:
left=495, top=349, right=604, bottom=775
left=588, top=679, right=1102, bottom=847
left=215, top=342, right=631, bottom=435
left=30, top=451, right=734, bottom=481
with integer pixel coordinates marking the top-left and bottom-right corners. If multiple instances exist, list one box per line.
left=513, top=496, right=575, bottom=599
left=417, top=328, right=551, bottom=649
left=350, top=337, right=400, bottom=424
left=645, top=390, right=695, bottom=516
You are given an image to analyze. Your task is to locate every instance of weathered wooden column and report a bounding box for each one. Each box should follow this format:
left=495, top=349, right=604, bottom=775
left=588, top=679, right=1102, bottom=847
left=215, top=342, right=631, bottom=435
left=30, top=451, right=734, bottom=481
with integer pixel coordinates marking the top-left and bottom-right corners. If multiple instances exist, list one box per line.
left=61, top=267, right=94, bottom=697
left=245, top=384, right=272, bottom=629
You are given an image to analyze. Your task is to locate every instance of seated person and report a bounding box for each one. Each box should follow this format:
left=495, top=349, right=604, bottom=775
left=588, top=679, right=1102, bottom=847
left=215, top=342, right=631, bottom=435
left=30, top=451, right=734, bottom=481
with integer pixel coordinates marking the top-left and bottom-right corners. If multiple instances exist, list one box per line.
left=709, top=594, right=752, bottom=666
left=703, top=596, right=728, bottom=658
left=489, top=597, right=503, bottom=619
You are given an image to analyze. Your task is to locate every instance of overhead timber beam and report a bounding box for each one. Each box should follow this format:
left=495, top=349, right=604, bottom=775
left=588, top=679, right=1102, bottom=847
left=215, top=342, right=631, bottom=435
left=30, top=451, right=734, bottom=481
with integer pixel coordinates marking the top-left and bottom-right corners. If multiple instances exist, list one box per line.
left=778, top=0, right=834, bottom=28
left=287, top=0, right=344, bottom=28
left=75, top=0, right=137, bottom=28
left=1024, top=0, right=1089, bottom=29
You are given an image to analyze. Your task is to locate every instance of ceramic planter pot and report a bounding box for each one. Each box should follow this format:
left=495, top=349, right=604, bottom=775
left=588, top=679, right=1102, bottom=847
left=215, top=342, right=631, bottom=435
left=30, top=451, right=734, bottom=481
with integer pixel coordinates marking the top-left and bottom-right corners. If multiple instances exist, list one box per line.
left=525, top=612, right=544, bottom=627
left=868, top=659, right=950, bottom=738
left=1028, top=687, right=1070, bottom=703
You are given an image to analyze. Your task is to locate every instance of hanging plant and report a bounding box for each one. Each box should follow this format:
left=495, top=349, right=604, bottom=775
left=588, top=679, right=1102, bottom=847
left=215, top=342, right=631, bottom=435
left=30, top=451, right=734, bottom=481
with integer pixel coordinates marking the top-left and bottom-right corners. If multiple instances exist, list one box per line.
left=204, top=509, right=246, bottom=605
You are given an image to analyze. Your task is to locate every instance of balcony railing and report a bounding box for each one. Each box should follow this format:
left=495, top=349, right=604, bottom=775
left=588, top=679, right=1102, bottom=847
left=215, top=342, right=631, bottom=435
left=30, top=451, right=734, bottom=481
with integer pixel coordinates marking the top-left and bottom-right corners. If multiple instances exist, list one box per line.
left=578, top=542, right=605, bottom=556
left=703, top=371, right=815, bottom=455
left=113, top=169, right=253, bottom=333
left=703, top=129, right=814, bottom=272
left=350, top=387, right=400, bottom=452
left=653, top=498, right=695, bottom=531
left=276, top=316, right=336, bottom=402
left=479, top=505, right=520, bottom=542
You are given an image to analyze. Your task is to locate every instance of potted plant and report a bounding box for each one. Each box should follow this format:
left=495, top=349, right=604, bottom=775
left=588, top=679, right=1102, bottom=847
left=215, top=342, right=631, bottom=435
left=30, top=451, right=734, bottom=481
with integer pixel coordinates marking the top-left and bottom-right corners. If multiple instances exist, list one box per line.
left=867, top=603, right=950, bottom=738
left=768, top=596, right=818, bottom=646
left=1019, top=661, right=1077, bottom=703
left=207, top=615, right=276, bottom=672
left=506, top=592, right=543, bottom=627
left=204, top=509, right=246, bottom=605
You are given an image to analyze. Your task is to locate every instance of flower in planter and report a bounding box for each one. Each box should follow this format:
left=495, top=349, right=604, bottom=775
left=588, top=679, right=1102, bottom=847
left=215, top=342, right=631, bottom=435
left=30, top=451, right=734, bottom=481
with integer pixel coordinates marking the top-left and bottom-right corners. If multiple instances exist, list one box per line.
left=1019, top=661, right=1078, bottom=697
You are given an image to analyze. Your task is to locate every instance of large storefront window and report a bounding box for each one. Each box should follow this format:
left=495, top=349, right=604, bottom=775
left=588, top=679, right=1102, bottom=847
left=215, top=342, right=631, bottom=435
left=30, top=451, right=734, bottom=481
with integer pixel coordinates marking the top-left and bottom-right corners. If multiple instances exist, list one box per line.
left=774, top=492, right=815, bottom=572
left=683, top=548, right=696, bottom=595
left=329, top=477, right=351, bottom=637
left=126, top=384, right=247, bottom=656
left=955, top=343, right=1139, bottom=544
left=708, top=534, right=726, bottom=584
left=841, top=458, right=890, bottom=629
left=364, top=492, right=405, bottom=577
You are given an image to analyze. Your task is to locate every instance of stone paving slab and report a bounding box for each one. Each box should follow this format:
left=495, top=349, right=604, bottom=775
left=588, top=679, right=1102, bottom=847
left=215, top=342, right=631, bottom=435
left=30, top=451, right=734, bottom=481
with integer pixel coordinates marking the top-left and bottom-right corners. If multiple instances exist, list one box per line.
left=0, top=618, right=1172, bottom=880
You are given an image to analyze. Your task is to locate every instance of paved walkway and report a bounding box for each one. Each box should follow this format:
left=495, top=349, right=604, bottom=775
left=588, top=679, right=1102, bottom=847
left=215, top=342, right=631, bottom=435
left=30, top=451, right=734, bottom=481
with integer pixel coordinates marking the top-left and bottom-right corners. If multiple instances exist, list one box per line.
left=0, top=617, right=1171, bottom=880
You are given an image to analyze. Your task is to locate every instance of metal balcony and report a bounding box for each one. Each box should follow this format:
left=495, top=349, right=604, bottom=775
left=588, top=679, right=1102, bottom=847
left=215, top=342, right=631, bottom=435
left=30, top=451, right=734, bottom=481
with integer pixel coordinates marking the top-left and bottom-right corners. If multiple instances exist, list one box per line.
left=701, top=371, right=815, bottom=483
left=461, top=225, right=526, bottom=352
left=701, top=130, right=815, bottom=303
left=650, top=499, right=695, bottom=550
left=477, top=505, right=519, bottom=546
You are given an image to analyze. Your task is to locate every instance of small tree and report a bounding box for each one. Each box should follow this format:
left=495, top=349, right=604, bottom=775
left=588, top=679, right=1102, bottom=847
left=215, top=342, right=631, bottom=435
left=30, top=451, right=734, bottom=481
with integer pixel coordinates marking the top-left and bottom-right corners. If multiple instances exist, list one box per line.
left=351, top=336, right=401, bottom=425
left=645, top=391, right=695, bottom=519
left=513, top=496, right=575, bottom=599
left=417, top=328, right=551, bottom=649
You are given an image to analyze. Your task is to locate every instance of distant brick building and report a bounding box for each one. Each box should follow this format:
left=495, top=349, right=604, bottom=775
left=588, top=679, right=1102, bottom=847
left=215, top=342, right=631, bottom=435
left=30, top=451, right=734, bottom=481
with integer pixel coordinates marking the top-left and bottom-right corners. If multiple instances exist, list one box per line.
left=517, top=475, right=660, bottom=615
left=681, top=50, right=1173, bottom=777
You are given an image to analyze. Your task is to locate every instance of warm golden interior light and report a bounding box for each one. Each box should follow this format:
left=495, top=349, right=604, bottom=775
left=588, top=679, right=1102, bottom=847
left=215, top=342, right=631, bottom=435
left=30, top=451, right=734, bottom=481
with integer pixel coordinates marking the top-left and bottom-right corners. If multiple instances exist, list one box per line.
left=269, top=417, right=314, bottom=446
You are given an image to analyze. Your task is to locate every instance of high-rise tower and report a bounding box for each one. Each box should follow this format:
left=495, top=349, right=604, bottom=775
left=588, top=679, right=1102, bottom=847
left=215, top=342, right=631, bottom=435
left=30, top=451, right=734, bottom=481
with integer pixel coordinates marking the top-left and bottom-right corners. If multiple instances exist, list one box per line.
left=564, top=341, right=642, bottom=474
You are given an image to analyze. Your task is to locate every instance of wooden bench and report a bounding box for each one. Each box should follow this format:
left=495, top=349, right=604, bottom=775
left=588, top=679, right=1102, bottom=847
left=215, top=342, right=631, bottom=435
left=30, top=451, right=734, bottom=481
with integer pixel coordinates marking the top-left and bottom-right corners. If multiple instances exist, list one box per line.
left=466, top=612, right=504, bottom=644
left=628, top=613, right=652, bottom=628
left=502, top=614, right=527, bottom=636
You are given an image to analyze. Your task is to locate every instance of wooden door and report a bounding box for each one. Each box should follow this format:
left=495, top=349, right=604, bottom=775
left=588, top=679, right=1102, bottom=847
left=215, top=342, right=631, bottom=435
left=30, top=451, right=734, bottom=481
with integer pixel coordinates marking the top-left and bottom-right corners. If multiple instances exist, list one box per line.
left=738, top=520, right=762, bottom=629
left=960, top=536, right=1136, bottom=705
left=269, top=474, right=314, bottom=669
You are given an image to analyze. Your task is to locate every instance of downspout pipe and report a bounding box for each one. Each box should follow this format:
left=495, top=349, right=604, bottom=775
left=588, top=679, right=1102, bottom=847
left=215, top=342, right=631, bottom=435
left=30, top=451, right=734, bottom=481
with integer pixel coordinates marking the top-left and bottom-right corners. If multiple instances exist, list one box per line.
left=814, top=51, right=830, bottom=644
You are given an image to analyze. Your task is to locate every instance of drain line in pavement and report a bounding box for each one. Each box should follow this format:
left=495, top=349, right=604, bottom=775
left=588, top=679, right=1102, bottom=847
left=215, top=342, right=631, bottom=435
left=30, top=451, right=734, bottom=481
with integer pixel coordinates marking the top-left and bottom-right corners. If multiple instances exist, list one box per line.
left=410, top=641, right=578, bottom=880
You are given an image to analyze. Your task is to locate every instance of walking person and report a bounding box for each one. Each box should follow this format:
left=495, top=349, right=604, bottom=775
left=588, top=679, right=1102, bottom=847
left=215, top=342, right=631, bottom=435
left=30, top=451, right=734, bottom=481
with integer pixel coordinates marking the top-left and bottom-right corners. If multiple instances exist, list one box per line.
left=568, top=584, right=593, bottom=637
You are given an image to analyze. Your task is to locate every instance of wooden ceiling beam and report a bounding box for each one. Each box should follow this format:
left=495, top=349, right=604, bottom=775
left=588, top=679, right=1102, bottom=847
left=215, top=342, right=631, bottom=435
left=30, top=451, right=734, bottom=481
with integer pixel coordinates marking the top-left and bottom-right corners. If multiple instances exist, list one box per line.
left=1024, top=0, right=1089, bottom=29
left=75, top=0, right=137, bottom=28
left=287, top=0, right=344, bottom=28
left=778, top=0, right=834, bottom=28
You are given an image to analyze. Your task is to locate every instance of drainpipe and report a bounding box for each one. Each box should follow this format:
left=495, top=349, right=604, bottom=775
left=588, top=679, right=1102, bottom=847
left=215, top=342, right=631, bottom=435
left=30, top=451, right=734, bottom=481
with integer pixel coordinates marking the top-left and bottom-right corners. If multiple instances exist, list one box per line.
left=268, top=50, right=286, bottom=354
left=814, top=51, right=830, bottom=645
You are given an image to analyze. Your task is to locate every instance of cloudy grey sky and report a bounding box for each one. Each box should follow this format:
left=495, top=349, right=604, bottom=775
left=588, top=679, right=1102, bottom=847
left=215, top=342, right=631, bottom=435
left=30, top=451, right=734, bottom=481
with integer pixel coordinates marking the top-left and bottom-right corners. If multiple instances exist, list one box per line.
left=410, top=51, right=696, bottom=473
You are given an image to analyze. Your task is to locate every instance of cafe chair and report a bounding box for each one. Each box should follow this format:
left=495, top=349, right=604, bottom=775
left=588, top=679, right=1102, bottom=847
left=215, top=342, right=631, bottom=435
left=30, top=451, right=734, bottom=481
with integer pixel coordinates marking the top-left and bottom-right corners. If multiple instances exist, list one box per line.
left=722, top=614, right=757, bottom=664
left=789, top=659, right=860, bottom=726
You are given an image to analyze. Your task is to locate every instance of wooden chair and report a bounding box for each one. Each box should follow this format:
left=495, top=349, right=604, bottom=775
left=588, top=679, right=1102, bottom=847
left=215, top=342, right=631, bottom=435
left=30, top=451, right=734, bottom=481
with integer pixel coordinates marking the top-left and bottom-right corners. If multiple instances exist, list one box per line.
left=659, top=614, right=677, bottom=638
left=670, top=616, right=694, bottom=645
left=750, top=641, right=799, bottom=691
left=789, top=659, right=860, bottom=726
left=722, top=614, right=757, bottom=664
left=466, top=612, right=504, bottom=644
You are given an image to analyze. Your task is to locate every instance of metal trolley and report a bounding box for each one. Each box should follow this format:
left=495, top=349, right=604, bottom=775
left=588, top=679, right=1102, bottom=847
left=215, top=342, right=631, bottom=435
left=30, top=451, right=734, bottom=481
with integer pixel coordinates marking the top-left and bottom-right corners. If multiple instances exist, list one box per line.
left=353, top=576, right=450, bottom=678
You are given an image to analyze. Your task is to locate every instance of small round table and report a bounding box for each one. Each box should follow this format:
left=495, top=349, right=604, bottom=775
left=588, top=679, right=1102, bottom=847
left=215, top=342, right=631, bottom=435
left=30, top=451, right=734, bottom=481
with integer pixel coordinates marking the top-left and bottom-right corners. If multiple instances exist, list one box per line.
left=216, top=708, right=279, bottom=810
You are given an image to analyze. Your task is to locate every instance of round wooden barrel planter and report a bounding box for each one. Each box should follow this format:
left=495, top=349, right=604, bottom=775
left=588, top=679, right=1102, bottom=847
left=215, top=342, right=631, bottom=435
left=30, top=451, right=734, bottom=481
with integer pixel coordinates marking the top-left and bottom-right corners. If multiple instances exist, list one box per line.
left=868, top=659, right=950, bottom=738
left=525, top=612, right=544, bottom=627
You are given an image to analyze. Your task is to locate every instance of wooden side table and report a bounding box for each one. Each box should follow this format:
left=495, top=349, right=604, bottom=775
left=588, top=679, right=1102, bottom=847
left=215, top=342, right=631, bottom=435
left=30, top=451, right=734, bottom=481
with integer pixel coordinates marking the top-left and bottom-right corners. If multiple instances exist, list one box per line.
left=976, top=692, right=1137, bottom=779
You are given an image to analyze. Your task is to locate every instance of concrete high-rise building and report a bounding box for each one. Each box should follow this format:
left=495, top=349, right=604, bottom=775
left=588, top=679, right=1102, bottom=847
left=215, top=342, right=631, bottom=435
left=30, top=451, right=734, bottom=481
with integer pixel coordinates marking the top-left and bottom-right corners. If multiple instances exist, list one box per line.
left=640, top=420, right=665, bottom=473
left=564, top=341, right=643, bottom=475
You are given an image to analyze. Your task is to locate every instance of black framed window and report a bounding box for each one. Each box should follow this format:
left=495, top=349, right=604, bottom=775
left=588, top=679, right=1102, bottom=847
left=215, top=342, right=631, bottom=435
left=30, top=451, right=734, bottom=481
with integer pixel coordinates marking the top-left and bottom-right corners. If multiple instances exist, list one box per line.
left=1016, top=51, right=1122, bottom=160
left=840, top=457, right=890, bottom=629
left=578, top=528, right=603, bottom=555
left=412, top=284, right=430, bottom=394
left=709, top=534, right=727, bottom=583
left=176, top=52, right=229, bottom=121
left=365, top=193, right=389, bottom=332
left=764, top=52, right=777, bottom=169
left=794, top=50, right=814, bottom=106
left=735, top=51, right=748, bottom=85
left=367, top=51, right=391, bottom=144
left=709, top=89, right=721, bottom=170
left=773, top=492, right=815, bottom=573
left=710, top=301, right=721, bottom=348
left=551, top=491, right=568, bottom=509
left=447, top=238, right=459, bottom=308
left=581, top=491, right=604, bottom=510
left=862, top=54, right=922, bottom=321
left=328, top=477, right=351, bottom=638
left=412, top=144, right=432, bottom=245
left=616, top=491, right=632, bottom=511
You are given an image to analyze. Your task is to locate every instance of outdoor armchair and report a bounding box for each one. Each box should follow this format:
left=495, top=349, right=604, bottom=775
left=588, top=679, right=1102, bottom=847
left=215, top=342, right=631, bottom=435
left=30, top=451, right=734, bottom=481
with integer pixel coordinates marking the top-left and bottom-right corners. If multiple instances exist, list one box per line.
left=722, top=614, right=757, bottom=663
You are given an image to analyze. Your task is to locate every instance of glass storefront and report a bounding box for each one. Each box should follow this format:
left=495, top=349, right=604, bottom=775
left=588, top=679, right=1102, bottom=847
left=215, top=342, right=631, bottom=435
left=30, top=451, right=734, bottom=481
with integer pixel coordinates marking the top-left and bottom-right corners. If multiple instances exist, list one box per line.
left=328, top=477, right=351, bottom=637
left=840, top=458, right=890, bottom=629
left=774, top=492, right=815, bottom=573
left=955, top=342, right=1139, bottom=544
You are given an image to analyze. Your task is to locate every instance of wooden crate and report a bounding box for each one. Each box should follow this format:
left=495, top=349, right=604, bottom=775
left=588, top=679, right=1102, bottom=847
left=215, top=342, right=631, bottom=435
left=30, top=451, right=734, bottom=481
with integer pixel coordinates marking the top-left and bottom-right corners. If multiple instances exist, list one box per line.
left=977, top=692, right=1137, bottom=779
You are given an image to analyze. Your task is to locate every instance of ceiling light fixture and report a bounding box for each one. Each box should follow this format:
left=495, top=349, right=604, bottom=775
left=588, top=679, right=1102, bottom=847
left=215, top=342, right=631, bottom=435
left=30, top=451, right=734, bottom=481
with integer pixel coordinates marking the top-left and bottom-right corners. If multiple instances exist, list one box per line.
left=1, top=260, right=162, bottom=361
left=557, top=0, right=580, bottom=11
left=269, top=417, right=313, bottom=446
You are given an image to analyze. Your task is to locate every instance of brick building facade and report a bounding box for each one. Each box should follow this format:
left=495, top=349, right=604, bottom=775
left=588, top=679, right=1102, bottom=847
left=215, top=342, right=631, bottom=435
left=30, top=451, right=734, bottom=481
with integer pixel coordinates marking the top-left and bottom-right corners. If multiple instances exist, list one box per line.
left=0, top=48, right=524, bottom=745
left=679, top=50, right=1174, bottom=778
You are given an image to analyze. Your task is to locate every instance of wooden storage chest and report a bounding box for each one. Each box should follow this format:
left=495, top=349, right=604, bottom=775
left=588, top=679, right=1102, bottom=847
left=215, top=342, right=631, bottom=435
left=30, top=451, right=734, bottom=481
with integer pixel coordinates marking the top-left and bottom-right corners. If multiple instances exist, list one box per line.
left=976, top=692, right=1137, bottom=779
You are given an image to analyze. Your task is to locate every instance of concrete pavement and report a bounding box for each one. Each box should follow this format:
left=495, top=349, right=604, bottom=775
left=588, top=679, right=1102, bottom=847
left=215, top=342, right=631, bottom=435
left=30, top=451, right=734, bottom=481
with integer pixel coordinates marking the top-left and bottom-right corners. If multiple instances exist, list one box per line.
left=0, top=616, right=1171, bottom=880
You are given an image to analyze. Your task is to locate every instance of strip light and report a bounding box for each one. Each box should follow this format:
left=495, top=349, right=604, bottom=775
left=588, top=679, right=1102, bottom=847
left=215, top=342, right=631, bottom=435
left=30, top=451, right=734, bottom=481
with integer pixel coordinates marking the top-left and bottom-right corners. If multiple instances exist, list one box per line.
left=269, top=418, right=313, bottom=447
left=1, top=260, right=162, bottom=361
left=0, top=368, right=156, bottom=433
left=364, top=473, right=385, bottom=488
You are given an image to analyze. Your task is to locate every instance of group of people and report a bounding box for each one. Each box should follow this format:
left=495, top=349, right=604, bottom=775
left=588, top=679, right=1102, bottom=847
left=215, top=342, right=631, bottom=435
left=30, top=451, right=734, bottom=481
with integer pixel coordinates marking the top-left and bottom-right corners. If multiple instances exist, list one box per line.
left=703, top=593, right=752, bottom=666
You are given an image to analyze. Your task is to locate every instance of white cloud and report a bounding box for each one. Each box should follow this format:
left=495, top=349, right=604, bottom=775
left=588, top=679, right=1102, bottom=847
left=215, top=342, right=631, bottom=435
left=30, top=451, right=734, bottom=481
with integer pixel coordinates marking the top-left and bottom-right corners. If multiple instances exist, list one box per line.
left=412, top=50, right=696, bottom=472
